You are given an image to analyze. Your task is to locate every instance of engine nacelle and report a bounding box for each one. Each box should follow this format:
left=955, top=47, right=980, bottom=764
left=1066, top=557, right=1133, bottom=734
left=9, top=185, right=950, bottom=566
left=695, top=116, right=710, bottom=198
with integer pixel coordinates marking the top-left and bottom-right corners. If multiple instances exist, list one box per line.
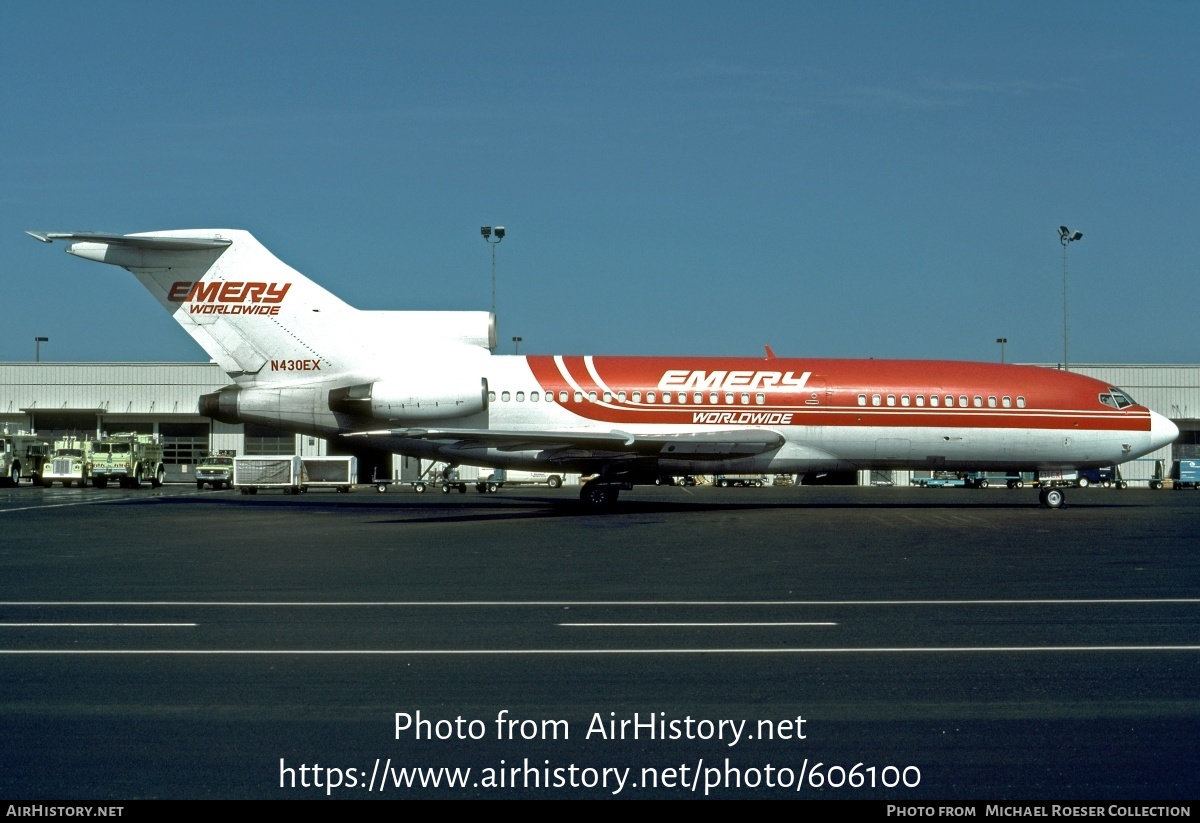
left=328, top=376, right=488, bottom=422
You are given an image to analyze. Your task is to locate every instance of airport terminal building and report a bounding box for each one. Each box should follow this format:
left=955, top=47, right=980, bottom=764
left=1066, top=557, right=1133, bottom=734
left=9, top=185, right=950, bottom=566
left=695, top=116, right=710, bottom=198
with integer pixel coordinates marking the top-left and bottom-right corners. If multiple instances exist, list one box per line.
left=1, top=361, right=1196, bottom=486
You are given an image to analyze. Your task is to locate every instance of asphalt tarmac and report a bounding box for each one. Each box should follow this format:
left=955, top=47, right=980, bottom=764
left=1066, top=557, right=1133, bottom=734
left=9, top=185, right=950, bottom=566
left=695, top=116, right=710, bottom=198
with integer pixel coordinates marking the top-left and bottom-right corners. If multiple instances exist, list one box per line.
left=0, top=482, right=1197, bottom=799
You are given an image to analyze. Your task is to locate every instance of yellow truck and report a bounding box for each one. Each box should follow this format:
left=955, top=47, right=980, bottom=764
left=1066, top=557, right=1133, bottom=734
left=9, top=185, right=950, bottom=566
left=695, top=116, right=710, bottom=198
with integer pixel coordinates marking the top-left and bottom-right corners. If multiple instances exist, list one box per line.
left=41, top=436, right=91, bottom=487
left=0, top=431, right=52, bottom=486
left=89, top=433, right=165, bottom=489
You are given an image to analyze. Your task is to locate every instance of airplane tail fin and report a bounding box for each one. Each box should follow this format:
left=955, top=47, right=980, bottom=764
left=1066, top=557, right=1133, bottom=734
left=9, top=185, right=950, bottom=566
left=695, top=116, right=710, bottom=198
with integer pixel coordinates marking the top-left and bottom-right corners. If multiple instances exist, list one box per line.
left=28, top=230, right=495, bottom=381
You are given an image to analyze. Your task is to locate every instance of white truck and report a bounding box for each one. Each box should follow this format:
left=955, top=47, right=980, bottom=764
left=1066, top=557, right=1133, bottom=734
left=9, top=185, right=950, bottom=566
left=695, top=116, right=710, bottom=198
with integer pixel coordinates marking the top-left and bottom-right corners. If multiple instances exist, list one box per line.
left=476, top=468, right=565, bottom=492
left=41, top=436, right=91, bottom=487
left=234, top=456, right=308, bottom=494
left=0, top=431, right=52, bottom=486
left=88, top=433, right=165, bottom=489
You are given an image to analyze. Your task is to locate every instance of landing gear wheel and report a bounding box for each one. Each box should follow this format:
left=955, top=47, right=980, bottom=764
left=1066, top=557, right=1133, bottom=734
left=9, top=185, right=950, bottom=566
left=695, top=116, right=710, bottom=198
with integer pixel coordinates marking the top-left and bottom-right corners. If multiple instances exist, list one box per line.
left=1039, top=487, right=1065, bottom=509
left=580, top=480, right=618, bottom=509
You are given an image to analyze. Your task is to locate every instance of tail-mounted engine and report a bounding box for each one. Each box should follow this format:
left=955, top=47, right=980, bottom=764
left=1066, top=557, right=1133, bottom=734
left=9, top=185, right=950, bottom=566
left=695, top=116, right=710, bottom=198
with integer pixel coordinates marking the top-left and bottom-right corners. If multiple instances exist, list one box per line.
left=328, top=376, right=489, bottom=422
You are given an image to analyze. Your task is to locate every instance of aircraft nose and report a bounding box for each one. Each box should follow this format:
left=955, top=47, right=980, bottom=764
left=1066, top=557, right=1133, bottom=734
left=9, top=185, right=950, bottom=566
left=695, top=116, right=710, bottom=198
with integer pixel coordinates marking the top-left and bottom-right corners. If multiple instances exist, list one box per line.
left=1149, top=411, right=1179, bottom=450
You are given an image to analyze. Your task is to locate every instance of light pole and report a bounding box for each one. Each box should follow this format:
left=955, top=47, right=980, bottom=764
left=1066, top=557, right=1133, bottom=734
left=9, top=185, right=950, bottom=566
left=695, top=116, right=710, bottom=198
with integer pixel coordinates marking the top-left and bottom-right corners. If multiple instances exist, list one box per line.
left=1058, top=225, right=1082, bottom=370
left=480, top=225, right=505, bottom=316
left=996, top=337, right=1007, bottom=364
left=35, top=336, right=48, bottom=362
left=512, top=336, right=522, bottom=354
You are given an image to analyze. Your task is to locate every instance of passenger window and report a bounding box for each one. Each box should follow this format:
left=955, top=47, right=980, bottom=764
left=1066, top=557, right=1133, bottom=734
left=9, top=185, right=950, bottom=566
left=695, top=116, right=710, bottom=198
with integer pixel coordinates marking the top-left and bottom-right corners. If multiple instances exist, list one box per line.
left=501, top=391, right=511, bottom=402
left=488, top=391, right=496, bottom=402
left=872, top=394, right=882, bottom=406
left=741, top=393, right=750, bottom=405
left=559, top=391, right=568, bottom=402
left=858, top=394, right=867, bottom=406
left=987, top=396, right=997, bottom=408
left=617, top=391, right=626, bottom=402
left=916, top=395, right=925, bottom=407
left=709, top=392, right=719, bottom=404
left=693, top=392, right=703, bottom=404
left=945, top=396, right=954, bottom=407
left=901, top=395, right=910, bottom=407
left=516, top=391, right=525, bottom=402
left=930, top=395, right=938, bottom=407
left=973, top=396, right=983, bottom=408
left=647, top=392, right=656, bottom=403
left=573, top=391, right=582, bottom=402
left=756, top=393, right=766, bottom=405
left=1002, top=396, right=1011, bottom=408
left=724, top=393, right=734, bottom=404
left=531, top=391, right=539, bottom=402
left=587, top=391, right=597, bottom=402
left=959, top=395, right=968, bottom=407
left=886, top=395, right=896, bottom=406
left=632, top=392, right=641, bottom=402
left=603, top=391, right=612, bottom=402
left=1017, top=396, right=1026, bottom=408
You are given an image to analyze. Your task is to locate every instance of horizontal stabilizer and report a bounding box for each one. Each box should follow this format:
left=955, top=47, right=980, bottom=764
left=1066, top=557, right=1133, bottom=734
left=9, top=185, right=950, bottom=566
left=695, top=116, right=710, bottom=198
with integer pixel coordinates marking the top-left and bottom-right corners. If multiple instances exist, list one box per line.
left=26, top=231, right=232, bottom=251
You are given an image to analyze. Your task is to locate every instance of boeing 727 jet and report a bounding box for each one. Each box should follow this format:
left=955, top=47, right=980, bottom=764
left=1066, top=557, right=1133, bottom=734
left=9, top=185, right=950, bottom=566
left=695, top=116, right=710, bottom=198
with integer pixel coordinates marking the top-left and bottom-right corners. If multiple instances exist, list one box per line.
left=28, top=229, right=1178, bottom=508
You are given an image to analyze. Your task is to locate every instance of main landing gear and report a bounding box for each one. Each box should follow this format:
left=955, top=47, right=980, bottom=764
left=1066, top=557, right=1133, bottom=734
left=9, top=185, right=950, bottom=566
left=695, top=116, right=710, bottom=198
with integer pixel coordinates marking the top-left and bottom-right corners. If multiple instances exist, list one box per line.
left=1038, top=487, right=1066, bottom=509
left=579, top=477, right=629, bottom=510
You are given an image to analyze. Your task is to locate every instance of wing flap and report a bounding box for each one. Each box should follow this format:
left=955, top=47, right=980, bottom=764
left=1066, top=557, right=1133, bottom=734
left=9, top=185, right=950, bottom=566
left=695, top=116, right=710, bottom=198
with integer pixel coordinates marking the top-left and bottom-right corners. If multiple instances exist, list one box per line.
left=353, top=427, right=785, bottom=459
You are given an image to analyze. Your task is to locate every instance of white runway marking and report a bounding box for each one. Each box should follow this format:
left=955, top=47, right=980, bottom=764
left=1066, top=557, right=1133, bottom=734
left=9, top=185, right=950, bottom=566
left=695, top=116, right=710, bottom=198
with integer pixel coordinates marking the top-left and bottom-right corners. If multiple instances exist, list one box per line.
left=2, top=646, right=1198, bottom=655
left=0, top=622, right=196, bottom=627
left=559, top=622, right=837, bottom=627
left=0, top=599, right=1196, bottom=606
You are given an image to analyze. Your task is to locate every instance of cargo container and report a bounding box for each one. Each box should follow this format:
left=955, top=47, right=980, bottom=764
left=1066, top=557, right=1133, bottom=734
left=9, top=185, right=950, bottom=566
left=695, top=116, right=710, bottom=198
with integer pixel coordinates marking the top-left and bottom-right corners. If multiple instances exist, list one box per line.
left=234, top=456, right=307, bottom=494
left=300, top=456, right=357, bottom=492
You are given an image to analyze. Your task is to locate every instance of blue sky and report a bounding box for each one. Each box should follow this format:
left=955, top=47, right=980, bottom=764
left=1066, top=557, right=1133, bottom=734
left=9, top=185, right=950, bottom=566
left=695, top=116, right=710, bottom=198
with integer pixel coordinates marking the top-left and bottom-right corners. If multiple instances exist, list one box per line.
left=2, top=1, right=1195, bottom=364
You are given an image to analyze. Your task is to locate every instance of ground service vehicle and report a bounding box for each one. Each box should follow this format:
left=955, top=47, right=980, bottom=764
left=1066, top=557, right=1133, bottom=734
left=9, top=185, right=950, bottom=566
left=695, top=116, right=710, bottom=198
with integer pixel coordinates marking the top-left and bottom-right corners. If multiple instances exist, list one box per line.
left=33, top=228, right=1179, bottom=510
left=300, top=456, right=357, bottom=492
left=1076, top=466, right=1126, bottom=489
left=1172, top=459, right=1200, bottom=490
left=196, top=453, right=235, bottom=489
left=715, top=474, right=767, bottom=487
left=233, top=455, right=307, bottom=494
left=41, top=437, right=90, bottom=487
left=476, top=468, right=564, bottom=492
left=0, top=432, right=52, bottom=486
left=964, top=472, right=1026, bottom=489
left=89, top=433, right=165, bottom=488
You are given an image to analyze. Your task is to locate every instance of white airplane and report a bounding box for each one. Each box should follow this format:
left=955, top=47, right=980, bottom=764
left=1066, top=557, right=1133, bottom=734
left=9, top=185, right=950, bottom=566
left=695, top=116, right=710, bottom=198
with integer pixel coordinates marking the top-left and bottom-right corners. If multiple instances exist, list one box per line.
left=28, top=229, right=1178, bottom=508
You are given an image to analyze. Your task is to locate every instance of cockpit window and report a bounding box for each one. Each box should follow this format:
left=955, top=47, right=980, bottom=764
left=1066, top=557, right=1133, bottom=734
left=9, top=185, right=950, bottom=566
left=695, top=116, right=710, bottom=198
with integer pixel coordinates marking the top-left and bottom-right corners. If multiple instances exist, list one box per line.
left=1099, top=388, right=1136, bottom=409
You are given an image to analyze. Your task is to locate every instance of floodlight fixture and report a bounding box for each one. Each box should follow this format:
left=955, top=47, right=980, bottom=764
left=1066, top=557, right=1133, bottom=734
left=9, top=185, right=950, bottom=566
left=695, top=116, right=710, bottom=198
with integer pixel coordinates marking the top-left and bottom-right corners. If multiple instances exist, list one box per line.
left=481, top=224, right=506, bottom=319
left=1058, top=225, right=1083, bottom=370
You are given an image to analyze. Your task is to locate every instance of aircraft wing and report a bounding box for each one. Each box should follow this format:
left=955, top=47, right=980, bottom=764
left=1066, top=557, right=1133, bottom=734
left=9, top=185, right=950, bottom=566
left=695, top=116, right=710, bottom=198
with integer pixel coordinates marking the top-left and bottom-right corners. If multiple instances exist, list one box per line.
left=357, top=427, right=785, bottom=459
